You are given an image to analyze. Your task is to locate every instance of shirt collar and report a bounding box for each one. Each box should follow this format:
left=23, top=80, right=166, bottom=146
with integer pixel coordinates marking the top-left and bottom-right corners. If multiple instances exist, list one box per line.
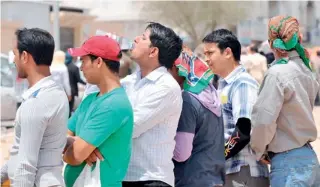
left=269, top=50, right=301, bottom=68
left=22, top=76, right=55, bottom=100
left=288, top=50, right=300, bottom=58
left=221, top=65, right=245, bottom=84
left=136, top=66, right=167, bottom=82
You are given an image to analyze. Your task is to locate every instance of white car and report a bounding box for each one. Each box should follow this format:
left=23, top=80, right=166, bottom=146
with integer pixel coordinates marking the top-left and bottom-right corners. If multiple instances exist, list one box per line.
left=1, top=54, right=17, bottom=121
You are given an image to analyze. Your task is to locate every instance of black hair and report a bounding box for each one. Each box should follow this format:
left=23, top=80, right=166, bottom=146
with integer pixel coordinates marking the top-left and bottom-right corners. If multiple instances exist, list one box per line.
left=89, top=52, right=122, bottom=74
left=317, top=51, right=320, bottom=57
left=202, top=29, right=241, bottom=61
left=15, top=28, right=55, bottom=66
left=250, top=44, right=259, bottom=53
left=146, top=22, right=183, bottom=69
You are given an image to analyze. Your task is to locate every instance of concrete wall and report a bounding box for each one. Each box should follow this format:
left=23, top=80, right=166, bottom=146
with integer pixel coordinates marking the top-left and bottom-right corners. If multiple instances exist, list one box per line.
left=1, top=1, right=51, bottom=31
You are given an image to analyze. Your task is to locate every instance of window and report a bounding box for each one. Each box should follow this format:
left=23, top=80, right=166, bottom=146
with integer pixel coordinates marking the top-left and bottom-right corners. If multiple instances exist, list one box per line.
left=60, top=27, right=75, bottom=52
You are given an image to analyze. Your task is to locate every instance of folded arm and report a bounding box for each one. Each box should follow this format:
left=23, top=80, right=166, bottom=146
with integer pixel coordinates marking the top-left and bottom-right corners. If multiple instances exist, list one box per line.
left=64, top=106, right=123, bottom=165
left=225, top=118, right=251, bottom=160
left=226, top=81, right=258, bottom=159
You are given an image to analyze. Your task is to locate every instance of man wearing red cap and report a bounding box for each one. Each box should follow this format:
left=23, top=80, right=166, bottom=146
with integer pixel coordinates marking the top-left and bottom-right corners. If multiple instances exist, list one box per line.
left=78, top=22, right=183, bottom=187
left=62, top=36, right=134, bottom=187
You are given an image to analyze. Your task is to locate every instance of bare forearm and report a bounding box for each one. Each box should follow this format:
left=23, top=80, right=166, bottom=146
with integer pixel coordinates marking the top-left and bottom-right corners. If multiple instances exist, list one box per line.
left=63, top=144, right=82, bottom=166
left=63, top=136, right=75, bottom=154
left=63, top=136, right=82, bottom=165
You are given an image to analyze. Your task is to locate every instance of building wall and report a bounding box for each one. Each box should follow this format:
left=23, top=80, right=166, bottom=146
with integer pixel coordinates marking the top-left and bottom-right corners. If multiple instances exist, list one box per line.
left=1, top=1, right=146, bottom=53
left=1, top=20, right=22, bottom=54
left=1, top=1, right=51, bottom=31
left=240, top=0, right=319, bottom=45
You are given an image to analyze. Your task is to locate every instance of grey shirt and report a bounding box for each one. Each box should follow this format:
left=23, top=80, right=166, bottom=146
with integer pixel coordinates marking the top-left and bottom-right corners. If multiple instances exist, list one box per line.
left=250, top=51, right=320, bottom=160
left=1, top=76, right=69, bottom=187
left=173, top=91, right=225, bottom=187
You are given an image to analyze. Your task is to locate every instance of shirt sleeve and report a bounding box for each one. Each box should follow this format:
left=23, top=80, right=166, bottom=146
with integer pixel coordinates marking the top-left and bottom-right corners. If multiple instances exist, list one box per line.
left=250, top=73, right=284, bottom=160
left=131, top=85, right=182, bottom=138
left=78, top=105, right=130, bottom=148
left=12, top=101, right=49, bottom=186
left=173, top=95, right=196, bottom=162
left=231, top=82, right=258, bottom=123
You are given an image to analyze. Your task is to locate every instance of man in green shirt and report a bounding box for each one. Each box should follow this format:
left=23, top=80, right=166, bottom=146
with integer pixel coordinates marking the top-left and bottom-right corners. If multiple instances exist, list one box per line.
left=63, top=36, right=134, bottom=187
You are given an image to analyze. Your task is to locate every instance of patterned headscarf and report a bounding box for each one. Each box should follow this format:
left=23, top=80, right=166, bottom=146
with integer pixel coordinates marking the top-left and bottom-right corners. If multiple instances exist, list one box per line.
left=174, top=49, right=221, bottom=117
left=268, top=16, right=312, bottom=71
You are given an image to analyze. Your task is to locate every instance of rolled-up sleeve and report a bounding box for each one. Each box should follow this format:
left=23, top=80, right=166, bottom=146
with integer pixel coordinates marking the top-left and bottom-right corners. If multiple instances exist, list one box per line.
left=13, top=102, right=48, bottom=187
left=250, top=74, right=284, bottom=160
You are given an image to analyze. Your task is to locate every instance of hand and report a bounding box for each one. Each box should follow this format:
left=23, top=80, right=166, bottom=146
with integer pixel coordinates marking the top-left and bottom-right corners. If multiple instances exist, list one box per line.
left=63, top=136, right=78, bottom=154
left=68, top=95, right=72, bottom=101
left=85, top=149, right=104, bottom=166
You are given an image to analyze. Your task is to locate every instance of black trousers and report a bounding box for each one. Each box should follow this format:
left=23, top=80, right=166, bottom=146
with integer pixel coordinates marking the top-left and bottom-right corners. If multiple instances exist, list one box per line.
left=122, top=181, right=171, bottom=187
left=69, top=96, right=75, bottom=117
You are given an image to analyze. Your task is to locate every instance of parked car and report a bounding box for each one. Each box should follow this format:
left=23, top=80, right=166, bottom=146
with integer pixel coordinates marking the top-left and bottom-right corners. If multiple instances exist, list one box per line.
left=1, top=54, right=17, bottom=121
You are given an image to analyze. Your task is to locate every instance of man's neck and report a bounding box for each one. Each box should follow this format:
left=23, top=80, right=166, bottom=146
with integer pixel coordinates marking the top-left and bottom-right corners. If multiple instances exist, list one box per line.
left=220, top=63, right=240, bottom=79
left=139, top=60, right=161, bottom=78
left=97, top=76, right=121, bottom=96
left=27, top=66, right=51, bottom=87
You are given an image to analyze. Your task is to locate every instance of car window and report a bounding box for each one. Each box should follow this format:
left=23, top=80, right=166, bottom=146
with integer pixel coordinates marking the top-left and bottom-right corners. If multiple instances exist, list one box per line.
left=1, top=56, right=14, bottom=87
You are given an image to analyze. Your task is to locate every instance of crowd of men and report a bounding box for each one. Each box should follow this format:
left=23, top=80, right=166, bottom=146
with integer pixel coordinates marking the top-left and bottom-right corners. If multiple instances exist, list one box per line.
left=1, top=15, right=320, bottom=187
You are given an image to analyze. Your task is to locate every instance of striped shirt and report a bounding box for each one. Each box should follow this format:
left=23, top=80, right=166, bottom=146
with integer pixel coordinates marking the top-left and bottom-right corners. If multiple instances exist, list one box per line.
left=1, top=76, right=69, bottom=187
left=121, top=67, right=183, bottom=186
left=218, top=65, right=269, bottom=177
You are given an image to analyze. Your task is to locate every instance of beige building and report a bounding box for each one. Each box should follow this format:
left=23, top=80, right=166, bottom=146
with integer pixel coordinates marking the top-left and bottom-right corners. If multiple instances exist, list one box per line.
left=2, top=0, right=319, bottom=54
left=1, top=0, right=146, bottom=54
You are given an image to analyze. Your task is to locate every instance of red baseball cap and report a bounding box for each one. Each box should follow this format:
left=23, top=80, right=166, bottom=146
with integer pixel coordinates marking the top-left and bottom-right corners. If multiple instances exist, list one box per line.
left=68, top=35, right=121, bottom=62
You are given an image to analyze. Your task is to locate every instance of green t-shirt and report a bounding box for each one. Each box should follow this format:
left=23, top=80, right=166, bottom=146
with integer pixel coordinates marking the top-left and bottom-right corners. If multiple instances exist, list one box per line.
left=64, top=87, right=133, bottom=187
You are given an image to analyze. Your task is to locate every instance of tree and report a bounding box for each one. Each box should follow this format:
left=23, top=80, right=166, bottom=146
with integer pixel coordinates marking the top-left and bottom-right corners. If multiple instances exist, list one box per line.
left=139, top=1, right=249, bottom=49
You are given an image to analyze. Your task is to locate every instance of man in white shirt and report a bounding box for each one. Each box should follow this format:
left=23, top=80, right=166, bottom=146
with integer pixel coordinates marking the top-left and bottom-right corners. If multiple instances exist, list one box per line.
left=121, top=22, right=182, bottom=187
left=85, top=22, right=183, bottom=187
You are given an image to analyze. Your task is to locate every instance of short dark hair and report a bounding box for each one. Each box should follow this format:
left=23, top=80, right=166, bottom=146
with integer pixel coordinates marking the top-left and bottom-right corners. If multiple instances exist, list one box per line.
left=146, top=22, right=183, bottom=69
left=202, top=29, right=241, bottom=61
left=15, top=28, right=55, bottom=66
left=250, top=44, right=259, bottom=53
left=89, top=53, right=121, bottom=74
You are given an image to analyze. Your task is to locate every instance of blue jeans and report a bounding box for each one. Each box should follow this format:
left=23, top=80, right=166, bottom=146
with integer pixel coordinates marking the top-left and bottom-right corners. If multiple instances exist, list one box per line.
left=270, top=144, right=320, bottom=187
